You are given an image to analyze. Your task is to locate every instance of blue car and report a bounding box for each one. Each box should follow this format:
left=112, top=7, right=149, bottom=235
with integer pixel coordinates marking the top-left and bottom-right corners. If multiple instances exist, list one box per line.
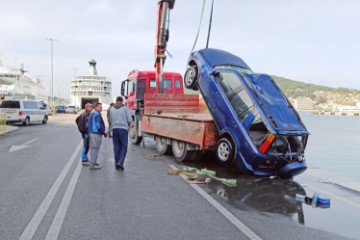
left=184, top=48, right=309, bottom=178
left=56, top=105, right=66, bottom=113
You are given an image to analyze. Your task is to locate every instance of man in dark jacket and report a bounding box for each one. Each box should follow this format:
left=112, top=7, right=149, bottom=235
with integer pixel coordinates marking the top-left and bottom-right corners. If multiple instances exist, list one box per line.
left=87, top=102, right=107, bottom=170
left=75, top=102, right=93, bottom=166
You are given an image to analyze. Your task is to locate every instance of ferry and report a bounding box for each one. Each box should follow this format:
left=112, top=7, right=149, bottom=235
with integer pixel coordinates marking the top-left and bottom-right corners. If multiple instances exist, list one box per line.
left=0, top=64, right=48, bottom=102
left=70, top=60, right=112, bottom=109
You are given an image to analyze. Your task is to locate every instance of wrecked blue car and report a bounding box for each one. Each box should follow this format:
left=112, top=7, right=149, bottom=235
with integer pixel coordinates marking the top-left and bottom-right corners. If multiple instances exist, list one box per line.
left=184, top=48, right=309, bottom=178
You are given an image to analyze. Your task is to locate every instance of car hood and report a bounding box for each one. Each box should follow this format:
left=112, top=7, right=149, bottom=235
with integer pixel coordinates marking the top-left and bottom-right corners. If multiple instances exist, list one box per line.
left=246, top=73, right=308, bottom=133
left=198, top=48, right=251, bottom=70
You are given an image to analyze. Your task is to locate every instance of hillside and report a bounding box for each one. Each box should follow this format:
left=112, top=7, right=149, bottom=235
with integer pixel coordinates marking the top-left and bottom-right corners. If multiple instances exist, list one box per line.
left=272, top=76, right=360, bottom=100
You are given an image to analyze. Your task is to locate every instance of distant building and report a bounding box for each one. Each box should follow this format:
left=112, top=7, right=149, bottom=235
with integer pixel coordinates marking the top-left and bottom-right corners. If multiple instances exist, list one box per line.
left=292, top=97, right=314, bottom=110
left=70, top=60, right=111, bottom=108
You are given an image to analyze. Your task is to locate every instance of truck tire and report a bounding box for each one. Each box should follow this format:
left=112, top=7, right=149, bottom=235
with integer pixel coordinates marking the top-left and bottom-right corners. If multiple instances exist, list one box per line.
left=184, top=65, right=198, bottom=90
left=216, top=138, right=234, bottom=165
left=129, top=121, right=143, bottom=145
left=155, top=136, right=172, bottom=155
left=171, top=139, right=199, bottom=162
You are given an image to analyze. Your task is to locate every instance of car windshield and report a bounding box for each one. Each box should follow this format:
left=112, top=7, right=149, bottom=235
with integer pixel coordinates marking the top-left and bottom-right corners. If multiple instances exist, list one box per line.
left=214, top=65, right=253, bottom=75
left=0, top=100, right=20, bottom=108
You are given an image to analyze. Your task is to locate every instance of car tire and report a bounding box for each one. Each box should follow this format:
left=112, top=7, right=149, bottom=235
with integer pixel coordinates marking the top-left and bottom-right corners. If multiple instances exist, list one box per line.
left=184, top=65, right=198, bottom=90
left=23, top=117, right=30, bottom=126
left=129, top=121, right=142, bottom=145
left=216, top=138, right=234, bottom=165
left=42, top=116, right=48, bottom=124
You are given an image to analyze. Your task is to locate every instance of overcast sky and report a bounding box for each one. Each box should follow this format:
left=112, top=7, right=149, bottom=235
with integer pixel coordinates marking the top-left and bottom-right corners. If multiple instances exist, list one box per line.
left=1, top=0, right=359, bottom=99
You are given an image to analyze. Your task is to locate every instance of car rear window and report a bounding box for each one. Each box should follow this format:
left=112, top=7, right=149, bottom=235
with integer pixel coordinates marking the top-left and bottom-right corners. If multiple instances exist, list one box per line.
left=0, top=100, right=20, bottom=109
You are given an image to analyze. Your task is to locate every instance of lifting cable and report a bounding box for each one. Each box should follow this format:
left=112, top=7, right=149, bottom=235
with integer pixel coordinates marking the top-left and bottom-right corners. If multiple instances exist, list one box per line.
left=189, top=0, right=207, bottom=56
left=206, top=0, right=214, bottom=48
left=189, top=0, right=215, bottom=58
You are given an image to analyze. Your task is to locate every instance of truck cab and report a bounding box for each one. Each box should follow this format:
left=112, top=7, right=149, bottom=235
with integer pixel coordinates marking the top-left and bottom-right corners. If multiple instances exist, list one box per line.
left=121, top=70, right=184, bottom=111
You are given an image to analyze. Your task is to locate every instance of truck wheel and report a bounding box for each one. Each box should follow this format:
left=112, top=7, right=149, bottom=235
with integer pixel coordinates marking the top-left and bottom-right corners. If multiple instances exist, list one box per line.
left=184, top=66, right=198, bottom=90
left=171, top=139, right=199, bottom=162
left=23, top=117, right=30, bottom=126
left=129, top=122, right=143, bottom=145
left=216, top=138, right=234, bottom=165
left=155, top=136, right=172, bottom=155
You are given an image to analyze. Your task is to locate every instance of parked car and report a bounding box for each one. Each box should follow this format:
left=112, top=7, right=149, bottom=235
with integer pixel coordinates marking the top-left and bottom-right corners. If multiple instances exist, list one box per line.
left=0, top=99, right=48, bottom=126
left=56, top=105, right=66, bottom=113
left=65, top=105, right=78, bottom=114
left=184, top=48, right=309, bottom=178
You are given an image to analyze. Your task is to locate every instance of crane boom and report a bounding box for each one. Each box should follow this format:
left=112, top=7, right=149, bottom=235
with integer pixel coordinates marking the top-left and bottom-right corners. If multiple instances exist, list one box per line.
left=154, top=0, right=175, bottom=93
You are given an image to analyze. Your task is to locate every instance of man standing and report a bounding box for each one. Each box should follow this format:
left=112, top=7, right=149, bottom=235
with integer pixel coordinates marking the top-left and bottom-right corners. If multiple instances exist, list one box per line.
left=109, top=96, right=132, bottom=170
left=87, top=102, right=107, bottom=170
left=75, top=103, right=93, bottom=166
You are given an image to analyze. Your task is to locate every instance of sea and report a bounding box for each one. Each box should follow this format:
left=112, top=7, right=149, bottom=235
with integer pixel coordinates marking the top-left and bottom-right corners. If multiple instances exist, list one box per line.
left=299, top=112, right=360, bottom=181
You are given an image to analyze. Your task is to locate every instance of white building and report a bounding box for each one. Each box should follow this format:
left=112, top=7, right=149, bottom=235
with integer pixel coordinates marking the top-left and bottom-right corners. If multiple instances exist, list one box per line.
left=291, top=97, right=314, bottom=110
left=70, top=60, right=111, bottom=109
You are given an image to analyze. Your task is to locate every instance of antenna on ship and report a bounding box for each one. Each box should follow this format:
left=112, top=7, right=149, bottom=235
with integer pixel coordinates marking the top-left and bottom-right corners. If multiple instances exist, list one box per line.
left=20, top=63, right=28, bottom=75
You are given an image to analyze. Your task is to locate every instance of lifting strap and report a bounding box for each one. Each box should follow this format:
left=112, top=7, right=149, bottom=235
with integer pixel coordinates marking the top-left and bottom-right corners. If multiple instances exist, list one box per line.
left=206, top=0, right=214, bottom=48
left=189, top=0, right=215, bottom=57
left=189, top=0, right=207, bottom=56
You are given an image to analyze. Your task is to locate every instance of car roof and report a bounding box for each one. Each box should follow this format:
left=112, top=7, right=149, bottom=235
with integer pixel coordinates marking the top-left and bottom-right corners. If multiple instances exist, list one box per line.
left=198, top=48, right=251, bottom=70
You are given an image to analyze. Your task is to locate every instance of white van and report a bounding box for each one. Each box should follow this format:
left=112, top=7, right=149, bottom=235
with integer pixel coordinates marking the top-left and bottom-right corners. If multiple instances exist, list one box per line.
left=0, top=99, right=48, bottom=126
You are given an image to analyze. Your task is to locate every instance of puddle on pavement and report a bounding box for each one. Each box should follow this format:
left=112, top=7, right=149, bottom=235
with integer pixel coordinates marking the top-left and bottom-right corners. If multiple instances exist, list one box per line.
left=176, top=154, right=307, bottom=224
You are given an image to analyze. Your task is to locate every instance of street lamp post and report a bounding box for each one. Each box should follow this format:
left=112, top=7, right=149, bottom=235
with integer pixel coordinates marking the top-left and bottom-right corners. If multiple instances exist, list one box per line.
left=46, top=38, right=57, bottom=107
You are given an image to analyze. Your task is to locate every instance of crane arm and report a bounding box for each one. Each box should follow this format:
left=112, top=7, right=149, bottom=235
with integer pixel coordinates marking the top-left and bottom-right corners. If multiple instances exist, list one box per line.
left=154, top=0, right=175, bottom=93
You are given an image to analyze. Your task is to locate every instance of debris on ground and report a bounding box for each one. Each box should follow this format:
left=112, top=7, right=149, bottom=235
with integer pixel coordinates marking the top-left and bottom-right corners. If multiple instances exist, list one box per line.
left=295, top=193, right=331, bottom=208
left=168, top=166, right=237, bottom=187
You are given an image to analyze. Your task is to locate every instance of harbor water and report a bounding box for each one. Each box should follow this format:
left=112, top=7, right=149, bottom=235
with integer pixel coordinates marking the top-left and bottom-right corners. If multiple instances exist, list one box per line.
left=299, top=112, right=360, bottom=181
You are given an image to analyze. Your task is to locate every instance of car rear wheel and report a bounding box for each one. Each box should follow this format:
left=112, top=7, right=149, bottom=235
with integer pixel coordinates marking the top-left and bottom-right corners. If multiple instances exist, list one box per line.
left=155, top=136, right=172, bottom=155
left=216, top=138, right=234, bottom=165
left=42, top=116, right=48, bottom=124
left=171, top=139, right=199, bottom=162
left=129, top=121, right=143, bottom=145
left=23, top=117, right=30, bottom=126
left=184, top=65, right=198, bottom=90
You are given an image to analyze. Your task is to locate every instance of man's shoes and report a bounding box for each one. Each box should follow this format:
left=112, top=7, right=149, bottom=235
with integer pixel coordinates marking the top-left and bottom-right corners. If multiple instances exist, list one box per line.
left=82, top=160, right=90, bottom=166
left=90, top=163, right=101, bottom=170
left=116, top=164, right=124, bottom=170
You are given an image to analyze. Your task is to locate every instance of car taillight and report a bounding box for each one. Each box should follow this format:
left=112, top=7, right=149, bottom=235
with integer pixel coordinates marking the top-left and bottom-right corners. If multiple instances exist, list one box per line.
left=19, top=111, right=23, bottom=116
left=259, top=134, right=275, bottom=154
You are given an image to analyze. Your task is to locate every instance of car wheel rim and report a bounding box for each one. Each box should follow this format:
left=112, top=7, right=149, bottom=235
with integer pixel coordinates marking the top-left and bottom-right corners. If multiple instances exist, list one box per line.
left=218, top=142, right=230, bottom=162
left=185, top=69, right=194, bottom=86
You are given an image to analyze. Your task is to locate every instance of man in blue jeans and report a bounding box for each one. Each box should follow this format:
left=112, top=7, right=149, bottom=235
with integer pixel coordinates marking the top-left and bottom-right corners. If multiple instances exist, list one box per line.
left=109, top=96, right=132, bottom=170
left=75, top=103, right=93, bottom=166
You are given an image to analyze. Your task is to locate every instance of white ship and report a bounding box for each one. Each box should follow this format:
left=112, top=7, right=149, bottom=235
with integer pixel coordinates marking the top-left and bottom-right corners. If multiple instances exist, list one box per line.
left=70, top=60, right=112, bottom=108
left=0, top=64, right=48, bottom=102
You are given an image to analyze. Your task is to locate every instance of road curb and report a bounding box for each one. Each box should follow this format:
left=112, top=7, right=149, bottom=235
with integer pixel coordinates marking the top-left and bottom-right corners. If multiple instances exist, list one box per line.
left=3, top=125, right=19, bottom=134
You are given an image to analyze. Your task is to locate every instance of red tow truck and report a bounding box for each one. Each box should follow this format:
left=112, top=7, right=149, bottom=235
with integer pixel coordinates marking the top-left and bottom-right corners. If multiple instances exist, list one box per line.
left=121, top=0, right=218, bottom=162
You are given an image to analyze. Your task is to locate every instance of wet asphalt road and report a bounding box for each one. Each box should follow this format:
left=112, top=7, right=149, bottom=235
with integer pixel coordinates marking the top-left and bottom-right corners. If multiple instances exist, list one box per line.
left=0, top=113, right=359, bottom=240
